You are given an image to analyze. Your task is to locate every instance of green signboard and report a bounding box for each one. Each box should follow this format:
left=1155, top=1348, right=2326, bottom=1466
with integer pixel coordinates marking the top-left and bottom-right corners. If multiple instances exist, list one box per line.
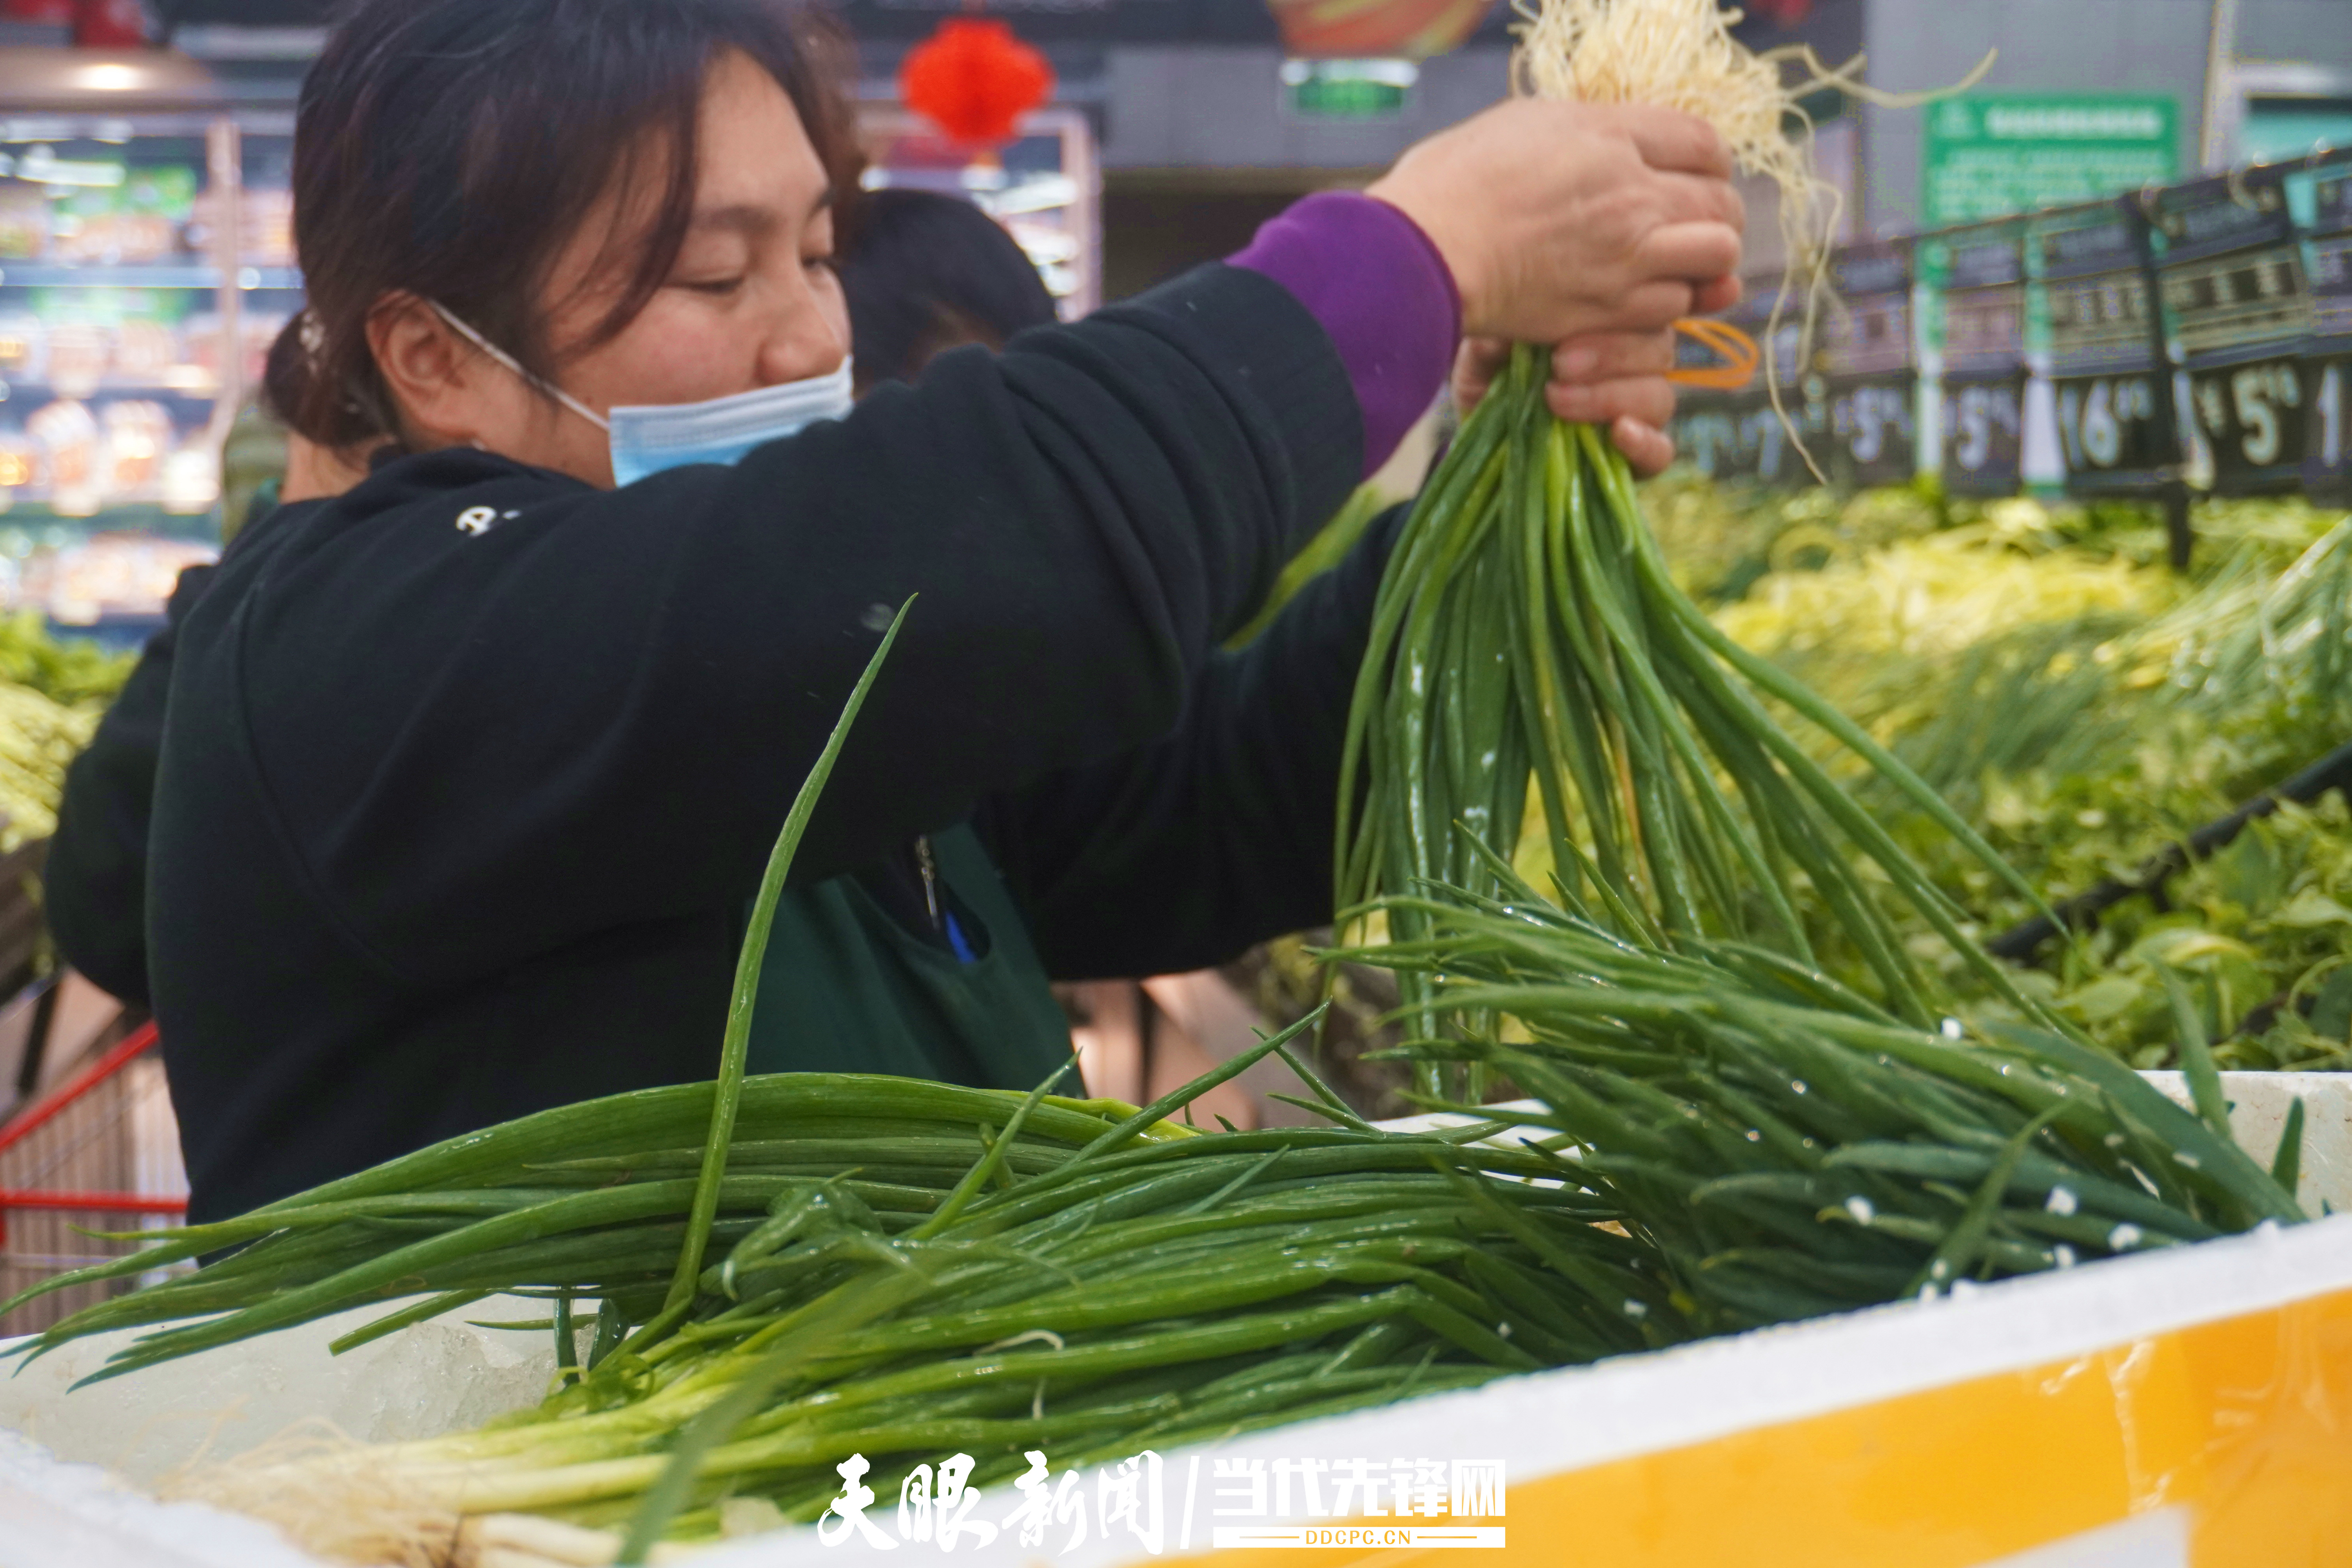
left=1279, top=59, right=1415, bottom=122
left=1923, top=94, right=2180, bottom=227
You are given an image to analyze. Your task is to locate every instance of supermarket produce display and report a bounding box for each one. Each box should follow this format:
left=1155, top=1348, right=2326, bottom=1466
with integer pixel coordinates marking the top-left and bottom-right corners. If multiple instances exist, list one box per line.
left=1696, top=486, right=2352, bottom=1067
left=7, top=4, right=2352, bottom=1566
left=2, top=588, right=2305, bottom=1560
left=2, top=11, right=2336, bottom=1567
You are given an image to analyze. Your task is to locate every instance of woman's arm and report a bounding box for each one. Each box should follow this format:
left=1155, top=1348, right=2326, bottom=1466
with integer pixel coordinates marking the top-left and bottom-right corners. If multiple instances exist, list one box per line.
left=974, top=504, right=1408, bottom=981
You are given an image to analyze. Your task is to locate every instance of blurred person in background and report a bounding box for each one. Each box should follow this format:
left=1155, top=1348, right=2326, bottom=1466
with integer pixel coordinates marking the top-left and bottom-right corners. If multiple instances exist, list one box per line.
left=838, top=186, right=1060, bottom=392
left=219, top=399, right=289, bottom=549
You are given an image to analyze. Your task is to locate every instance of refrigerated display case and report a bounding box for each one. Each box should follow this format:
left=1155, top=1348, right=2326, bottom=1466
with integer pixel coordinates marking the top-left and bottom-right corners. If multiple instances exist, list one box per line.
left=857, top=105, right=1101, bottom=319
left=0, top=48, right=296, bottom=644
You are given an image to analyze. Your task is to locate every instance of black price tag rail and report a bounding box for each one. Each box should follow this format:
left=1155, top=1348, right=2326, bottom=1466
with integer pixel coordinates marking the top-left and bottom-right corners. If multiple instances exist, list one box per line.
left=1657, top=144, right=2352, bottom=529
left=1935, top=221, right=2030, bottom=496
left=1816, top=243, right=1918, bottom=489
left=2153, top=171, right=2312, bottom=496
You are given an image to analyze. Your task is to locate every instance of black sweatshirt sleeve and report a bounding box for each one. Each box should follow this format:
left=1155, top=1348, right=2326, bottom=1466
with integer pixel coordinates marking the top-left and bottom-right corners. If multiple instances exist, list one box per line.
left=223, top=264, right=1363, bottom=986
left=44, top=563, right=212, bottom=1005
left=976, top=503, right=1407, bottom=980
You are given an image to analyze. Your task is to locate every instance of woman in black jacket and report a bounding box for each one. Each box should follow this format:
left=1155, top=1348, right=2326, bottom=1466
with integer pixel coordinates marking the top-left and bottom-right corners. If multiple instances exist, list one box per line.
left=44, top=187, right=1058, bottom=1010
left=137, top=0, right=1743, bottom=1222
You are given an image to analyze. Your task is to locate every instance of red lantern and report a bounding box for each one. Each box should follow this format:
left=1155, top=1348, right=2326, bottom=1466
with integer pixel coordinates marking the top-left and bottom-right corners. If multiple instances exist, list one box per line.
left=899, top=17, right=1053, bottom=147
left=71, top=0, right=147, bottom=46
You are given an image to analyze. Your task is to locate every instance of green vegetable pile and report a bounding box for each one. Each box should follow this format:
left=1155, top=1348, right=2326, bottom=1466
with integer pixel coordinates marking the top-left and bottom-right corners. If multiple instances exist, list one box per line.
left=10, top=1049, right=1642, bottom=1558
left=1701, top=488, right=2352, bottom=1067
left=0, top=609, right=133, bottom=849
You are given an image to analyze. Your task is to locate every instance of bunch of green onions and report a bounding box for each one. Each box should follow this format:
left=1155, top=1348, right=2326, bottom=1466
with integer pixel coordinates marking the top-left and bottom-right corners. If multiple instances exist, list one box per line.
left=4, top=1029, right=1670, bottom=1557
left=248, top=1083, right=1653, bottom=1552
left=1336, top=347, right=2069, bottom=1094
left=3, top=608, right=1664, bottom=1563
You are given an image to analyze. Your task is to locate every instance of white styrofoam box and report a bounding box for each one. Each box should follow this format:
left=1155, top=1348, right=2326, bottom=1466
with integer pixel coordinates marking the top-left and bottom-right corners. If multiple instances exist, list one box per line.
left=0, top=1294, right=565, bottom=1488
left=2138, top=1071, right=2348, bottom=1214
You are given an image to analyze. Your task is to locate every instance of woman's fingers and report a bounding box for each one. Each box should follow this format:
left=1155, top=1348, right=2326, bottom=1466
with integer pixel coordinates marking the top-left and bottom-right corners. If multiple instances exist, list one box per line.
left=1608, top=416, right=1677, bottom=479
left=1611, top=279, right=1702, bottom=334
left=1637, top=220, right=1745, bottom=286
left=1551, top=331, right=1674, bottom=384
left=1546, top=374, right=1675, bottom=432
left=1692, top=274, right=1744, bottom=316
left=1612, top=105, right=1735, bottom=178
left=1652, top=170, right=1748, bottom=232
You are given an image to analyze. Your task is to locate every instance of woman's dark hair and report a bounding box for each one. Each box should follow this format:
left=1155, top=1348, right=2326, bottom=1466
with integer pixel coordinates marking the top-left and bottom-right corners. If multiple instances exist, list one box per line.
left=266, top=0, right=857, bottom=448
left=837, top=188, right=1059, bottom=392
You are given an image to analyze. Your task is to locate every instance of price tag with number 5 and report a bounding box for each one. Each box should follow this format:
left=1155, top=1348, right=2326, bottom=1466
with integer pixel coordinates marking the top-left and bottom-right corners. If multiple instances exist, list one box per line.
left=2190, top=356, right=2306, bottom=493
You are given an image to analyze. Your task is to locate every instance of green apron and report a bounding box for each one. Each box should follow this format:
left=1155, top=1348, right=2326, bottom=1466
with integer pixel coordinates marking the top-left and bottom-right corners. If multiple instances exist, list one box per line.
left=743, top=823, right=1074, bottom=1092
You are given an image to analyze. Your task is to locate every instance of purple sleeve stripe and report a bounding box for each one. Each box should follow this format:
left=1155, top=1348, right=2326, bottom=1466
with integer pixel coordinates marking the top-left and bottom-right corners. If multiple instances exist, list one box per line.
left=1227, top=191, right=1461, bottom=480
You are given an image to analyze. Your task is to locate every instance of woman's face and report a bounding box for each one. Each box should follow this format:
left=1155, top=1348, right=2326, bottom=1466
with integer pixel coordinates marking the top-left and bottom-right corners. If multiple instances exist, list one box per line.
left=425, top=50, right=848, bottom=486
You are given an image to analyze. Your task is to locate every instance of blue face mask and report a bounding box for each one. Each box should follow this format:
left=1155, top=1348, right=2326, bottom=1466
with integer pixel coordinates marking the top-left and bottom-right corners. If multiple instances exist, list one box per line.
left=432, top=303, right=854, bottom=485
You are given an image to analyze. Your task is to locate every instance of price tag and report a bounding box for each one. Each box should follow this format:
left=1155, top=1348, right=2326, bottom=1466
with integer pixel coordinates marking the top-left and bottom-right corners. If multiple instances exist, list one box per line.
left=1942, top=373, right=2026, bottom=494
left=1935, top=221, right=2029, bottom=375
left=2159, top=243, right=2309, bottom=363
left=2147, top=171, right=2310, bottom=497
left=2054, top=370, right=2171, bottom=492
left=2045, top=268, right=2158, bottom=372
left=2188, top=354, right=2306, bottom=490
left=1674, top=398, right=1748, bottom=481
left=2032, top=201, right=2178, bottom=497
left=1826, top=372, right=1916, bottom=486
left=2308, top=354, right=2352, bottom=501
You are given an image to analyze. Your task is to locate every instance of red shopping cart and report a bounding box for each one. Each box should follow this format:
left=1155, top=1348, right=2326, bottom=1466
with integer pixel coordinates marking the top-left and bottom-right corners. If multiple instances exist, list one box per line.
left=0, top=1020, right=188, bottom=1337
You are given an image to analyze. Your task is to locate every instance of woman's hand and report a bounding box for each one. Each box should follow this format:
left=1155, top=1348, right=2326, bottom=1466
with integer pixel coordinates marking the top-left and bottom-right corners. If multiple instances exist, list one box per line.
left=1454, top=271, right=1740, bottom=478
left=1369, top=99, right=1744, bottom=347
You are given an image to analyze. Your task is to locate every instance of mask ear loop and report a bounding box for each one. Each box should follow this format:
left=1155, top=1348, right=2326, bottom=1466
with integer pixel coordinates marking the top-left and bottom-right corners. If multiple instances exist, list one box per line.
left=428, top=301, right=612, bottom=433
